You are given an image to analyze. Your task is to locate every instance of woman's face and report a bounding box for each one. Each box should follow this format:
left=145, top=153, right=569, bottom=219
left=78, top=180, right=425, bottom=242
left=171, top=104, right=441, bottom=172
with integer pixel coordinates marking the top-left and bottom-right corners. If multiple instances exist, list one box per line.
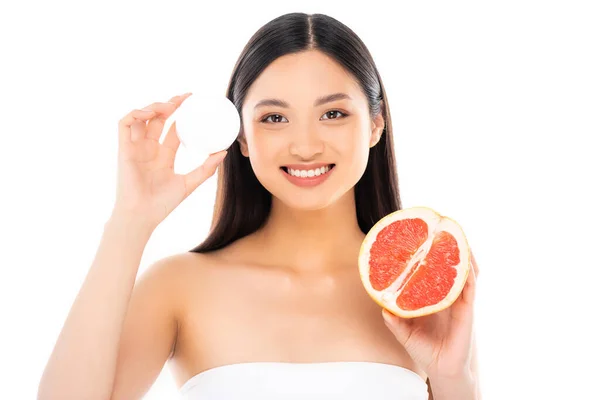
left=240, top=49, right=385, bottom=211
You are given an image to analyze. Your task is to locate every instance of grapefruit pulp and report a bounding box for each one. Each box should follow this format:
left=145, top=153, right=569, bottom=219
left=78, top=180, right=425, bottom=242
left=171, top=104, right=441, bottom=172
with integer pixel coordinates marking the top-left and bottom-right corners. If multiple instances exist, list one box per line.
left=358, top=206, right=471, bottom=318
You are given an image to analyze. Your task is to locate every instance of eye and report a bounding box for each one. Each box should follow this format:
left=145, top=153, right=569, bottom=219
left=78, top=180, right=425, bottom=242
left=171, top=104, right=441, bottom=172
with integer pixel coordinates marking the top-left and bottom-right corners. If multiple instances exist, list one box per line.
left=260, top=110, right=349, bottom=124
left=260, top=114, right=289, bottom=124
left=321, top=110, right=348, bottom=120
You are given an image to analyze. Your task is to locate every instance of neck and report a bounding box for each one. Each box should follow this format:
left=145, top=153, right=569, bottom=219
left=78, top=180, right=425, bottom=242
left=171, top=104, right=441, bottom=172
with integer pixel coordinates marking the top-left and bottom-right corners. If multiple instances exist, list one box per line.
left=254, top=191, right=366, bottom=272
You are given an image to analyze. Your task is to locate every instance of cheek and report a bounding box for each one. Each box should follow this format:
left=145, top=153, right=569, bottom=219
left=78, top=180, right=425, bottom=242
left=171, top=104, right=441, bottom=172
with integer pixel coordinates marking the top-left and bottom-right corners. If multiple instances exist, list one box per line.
left=246, top=132, right=284, bottom=172
left=340, top=127, right=371, bottom=164
left=335, top=129, right=371, bottom=183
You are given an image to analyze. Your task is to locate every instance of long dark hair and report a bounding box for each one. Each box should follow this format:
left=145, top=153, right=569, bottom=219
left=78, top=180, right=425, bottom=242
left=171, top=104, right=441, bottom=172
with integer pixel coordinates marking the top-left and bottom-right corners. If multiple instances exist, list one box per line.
left=190, top=12, right=402, bottom=253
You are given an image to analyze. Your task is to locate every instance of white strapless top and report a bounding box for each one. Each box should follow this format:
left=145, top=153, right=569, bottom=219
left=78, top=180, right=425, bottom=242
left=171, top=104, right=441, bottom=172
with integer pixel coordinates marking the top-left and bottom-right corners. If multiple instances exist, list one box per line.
left=179, top=361, right=428, bottom=399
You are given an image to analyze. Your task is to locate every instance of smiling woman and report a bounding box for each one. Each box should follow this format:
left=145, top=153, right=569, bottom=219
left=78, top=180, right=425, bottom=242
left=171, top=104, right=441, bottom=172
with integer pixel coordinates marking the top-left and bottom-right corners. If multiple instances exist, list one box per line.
left=38, top=11, right=479, bottom=400
left=178, top=11, right=439, bottom=399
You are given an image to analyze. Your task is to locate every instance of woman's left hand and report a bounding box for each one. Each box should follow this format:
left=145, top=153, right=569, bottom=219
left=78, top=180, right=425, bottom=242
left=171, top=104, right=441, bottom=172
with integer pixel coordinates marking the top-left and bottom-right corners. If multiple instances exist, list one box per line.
left=382, top=248, right=479, bottom=379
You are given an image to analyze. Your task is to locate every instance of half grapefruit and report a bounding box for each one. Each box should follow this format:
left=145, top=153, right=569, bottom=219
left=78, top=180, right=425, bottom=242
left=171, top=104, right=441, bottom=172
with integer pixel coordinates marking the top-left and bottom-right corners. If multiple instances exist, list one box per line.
left=358, top=206, right=471, bottom=318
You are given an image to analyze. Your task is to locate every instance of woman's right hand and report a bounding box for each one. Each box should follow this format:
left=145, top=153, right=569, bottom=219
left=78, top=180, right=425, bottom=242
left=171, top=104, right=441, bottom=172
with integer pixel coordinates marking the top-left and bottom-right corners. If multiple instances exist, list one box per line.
left=112, top=92, right=228, bottom=230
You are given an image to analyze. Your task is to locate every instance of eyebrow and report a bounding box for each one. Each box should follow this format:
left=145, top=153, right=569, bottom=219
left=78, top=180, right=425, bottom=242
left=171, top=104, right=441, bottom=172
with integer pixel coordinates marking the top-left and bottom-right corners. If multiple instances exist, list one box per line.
left=253, top=92, right=352, bottom=110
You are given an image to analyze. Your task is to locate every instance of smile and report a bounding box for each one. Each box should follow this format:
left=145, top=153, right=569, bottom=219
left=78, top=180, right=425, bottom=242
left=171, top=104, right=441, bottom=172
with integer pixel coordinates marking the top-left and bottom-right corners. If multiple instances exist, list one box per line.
left=280, top=164, right=336, bottom=187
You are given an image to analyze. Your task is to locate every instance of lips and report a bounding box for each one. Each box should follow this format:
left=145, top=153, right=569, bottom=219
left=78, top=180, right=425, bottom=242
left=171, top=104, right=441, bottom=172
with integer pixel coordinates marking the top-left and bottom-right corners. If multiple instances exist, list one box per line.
left=280, top=164, right=335, bottom=177
left=281, top=162, right=333, bottom=170
left=280, top=164, right=335, bottom=187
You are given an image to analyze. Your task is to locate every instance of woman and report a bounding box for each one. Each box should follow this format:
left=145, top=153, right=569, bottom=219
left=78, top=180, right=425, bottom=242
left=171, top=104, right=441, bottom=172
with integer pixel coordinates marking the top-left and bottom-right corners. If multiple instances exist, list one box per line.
left=38, top=12, right=480, bottom=400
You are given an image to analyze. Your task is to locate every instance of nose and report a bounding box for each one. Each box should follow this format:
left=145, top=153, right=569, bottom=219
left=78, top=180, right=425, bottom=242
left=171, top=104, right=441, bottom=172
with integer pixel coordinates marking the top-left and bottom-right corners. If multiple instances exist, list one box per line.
left=289, top=129, right=324, bottom=160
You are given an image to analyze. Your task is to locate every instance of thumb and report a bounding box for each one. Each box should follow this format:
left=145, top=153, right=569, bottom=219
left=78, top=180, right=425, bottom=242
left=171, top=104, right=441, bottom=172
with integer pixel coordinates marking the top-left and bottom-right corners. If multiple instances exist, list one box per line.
left=183, top=150, right=228, bottom=197
left=382, top=308, right=413, bottom=346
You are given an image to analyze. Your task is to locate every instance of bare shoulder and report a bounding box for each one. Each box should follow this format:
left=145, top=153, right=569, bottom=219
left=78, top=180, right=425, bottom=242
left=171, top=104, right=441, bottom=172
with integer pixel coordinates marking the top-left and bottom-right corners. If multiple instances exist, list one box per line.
left=157, top=246, right=264, bottom=382
left=140, top=251, right=219, bottom=292
left=109, top=251, right=221, bottom=399
left=131, top=251, right=223, bottom=325
left=141, top=251, right=221, bottom=282
left=144, top=249, right=247, bottom=308
left=159, top=238, right=283, bottom=324
left=134, top=253, right=196, bottom=298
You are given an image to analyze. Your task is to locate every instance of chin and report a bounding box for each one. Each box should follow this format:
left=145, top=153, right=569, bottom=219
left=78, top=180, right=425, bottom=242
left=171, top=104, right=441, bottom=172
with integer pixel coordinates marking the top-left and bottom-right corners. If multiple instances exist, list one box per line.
left=268, top=182, right=356, bottom=212
left=273, top=193, right=340, bottom=211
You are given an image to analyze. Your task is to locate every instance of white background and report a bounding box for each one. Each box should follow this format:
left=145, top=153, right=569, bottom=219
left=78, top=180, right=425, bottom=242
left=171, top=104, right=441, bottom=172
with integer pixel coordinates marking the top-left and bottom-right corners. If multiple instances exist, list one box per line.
left=1, top=1, right=599, bottom=399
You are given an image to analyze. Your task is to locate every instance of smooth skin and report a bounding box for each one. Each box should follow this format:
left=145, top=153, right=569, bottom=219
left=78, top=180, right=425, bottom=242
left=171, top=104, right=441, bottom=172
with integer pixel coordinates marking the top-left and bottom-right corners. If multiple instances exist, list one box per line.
left=38, top=50, right=480, bottom=400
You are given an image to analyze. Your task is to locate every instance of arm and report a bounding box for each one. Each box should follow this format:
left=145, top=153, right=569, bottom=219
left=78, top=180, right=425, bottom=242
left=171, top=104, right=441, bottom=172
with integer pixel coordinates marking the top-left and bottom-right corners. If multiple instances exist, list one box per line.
left=37, top=213, right=179, bottom=400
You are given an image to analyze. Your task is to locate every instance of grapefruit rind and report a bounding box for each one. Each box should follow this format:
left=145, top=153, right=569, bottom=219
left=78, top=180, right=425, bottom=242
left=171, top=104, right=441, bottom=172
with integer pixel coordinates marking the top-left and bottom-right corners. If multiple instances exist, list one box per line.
left=358, top=206, right=470, bottom=318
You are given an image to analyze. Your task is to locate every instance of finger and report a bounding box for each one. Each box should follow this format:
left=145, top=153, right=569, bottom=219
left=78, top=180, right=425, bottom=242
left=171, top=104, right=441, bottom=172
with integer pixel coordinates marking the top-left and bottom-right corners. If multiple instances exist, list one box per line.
left=183, top=150, right=228, bottom=198
left=382, top=308, right=412, bottom=346
left=118, top=109, right=157, bottom=147
left=470, top=248, right=480, bottom=279
left=146, top=93, right=193, bottom=141
left=131, top=118, right=146, bottom=142
left=461, top=257, right=477, bottom=304
left=162, top=120, right=180, bottom=152
left=140, top=102, right=177, bottom=140
left=168, top=92, right=193, bottom=104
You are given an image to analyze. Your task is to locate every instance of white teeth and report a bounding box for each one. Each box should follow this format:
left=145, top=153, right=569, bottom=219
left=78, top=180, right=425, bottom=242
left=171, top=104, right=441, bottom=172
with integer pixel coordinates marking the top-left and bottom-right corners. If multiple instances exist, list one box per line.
left=286, top=165, right=332, bottom=178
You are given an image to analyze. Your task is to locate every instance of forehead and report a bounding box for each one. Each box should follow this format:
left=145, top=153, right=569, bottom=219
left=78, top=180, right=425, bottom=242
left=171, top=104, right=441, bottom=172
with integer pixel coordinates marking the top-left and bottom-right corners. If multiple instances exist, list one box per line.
left=243, top=50, right=364, bottom=110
